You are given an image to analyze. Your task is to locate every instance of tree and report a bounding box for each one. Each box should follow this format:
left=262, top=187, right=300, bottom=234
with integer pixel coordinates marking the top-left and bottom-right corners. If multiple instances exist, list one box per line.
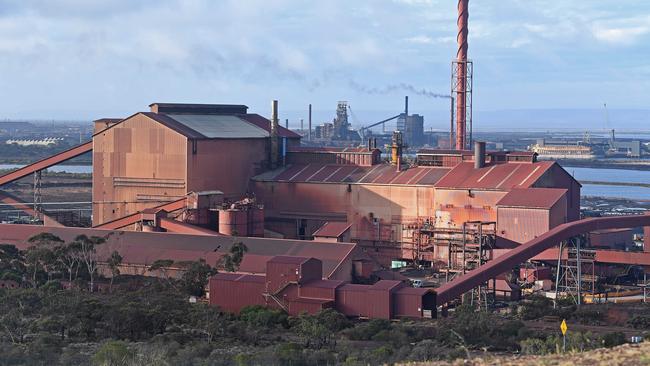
left=219, top=241, right=248, bottom=272
left=178, top=259, right=216, bottom=297
left=55, top=241, right=82, bottom=283
left=148, top=259, right=175, bottom=281
left=26, top=233, right=63, bottom=286
left=107, top=251, right=123, bottom=291
left=74, top=235, right=106, bottom=292
left=0, top=244, right=26, bottom=283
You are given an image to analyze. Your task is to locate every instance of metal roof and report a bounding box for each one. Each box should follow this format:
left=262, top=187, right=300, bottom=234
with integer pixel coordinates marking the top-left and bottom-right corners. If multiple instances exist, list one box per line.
left=313, top=222, right=352, bottom=237
left=1, top=224, right=359, bottom=278
left=255, top=163, right=451, bottom=186
left=96, top=109, right=300, bottom=140
left=496, top=188, right=567, bottom=209
left=434, top=161, right=556, bottom=190
left=166, top=114, right=269, bottom=139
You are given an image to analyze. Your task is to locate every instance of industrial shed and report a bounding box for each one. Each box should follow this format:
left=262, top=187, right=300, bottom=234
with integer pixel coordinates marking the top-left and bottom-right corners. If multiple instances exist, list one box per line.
left=209, top=255, right=436, bottom=319
left=1, top=223, right=376, bottom=282
left=92, top=103, right=299, bottom=225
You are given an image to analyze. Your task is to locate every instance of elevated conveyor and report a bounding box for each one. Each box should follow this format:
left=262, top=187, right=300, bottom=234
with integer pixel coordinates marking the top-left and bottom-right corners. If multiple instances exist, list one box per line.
left=0, top=141, right=92, bottom=187
left=436, top=214, right=650, bottom=305
left=93, top=198, right=187, bottom=230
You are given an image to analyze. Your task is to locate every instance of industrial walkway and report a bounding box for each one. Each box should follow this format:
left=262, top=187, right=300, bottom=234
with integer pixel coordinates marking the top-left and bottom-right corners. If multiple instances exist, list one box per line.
left=436, top=214, right=650, bottom=305
left=0, top=141, right=92, bottom=187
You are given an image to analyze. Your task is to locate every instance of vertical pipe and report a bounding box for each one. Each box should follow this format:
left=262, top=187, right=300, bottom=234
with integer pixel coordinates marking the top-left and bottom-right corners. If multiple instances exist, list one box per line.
left=455, top=0, right=469, bottom=150
left=308, top=104, right=312, bottom=141
left=450, top=97, right=455, bottom=149
left=271, top=100, right=279, bottom=169
left=300, top=118, right=304, bottom=133
left=554, top=240, right=564, bottom=309
left=285, top=118, right=288, bottom=129
left=576, top=237, right=581, bottom=306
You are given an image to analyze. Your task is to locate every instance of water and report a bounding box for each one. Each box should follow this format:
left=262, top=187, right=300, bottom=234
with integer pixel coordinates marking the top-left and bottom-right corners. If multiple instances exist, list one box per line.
left=0, top=164, right=91, bottom=174
left=565, top=166, right=650, bottom=200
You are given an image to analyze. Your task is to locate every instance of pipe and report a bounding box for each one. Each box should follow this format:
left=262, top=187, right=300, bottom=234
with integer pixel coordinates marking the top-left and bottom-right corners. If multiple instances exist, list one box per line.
left=450, top=97, right=455, bottom=149
left=308, top=104, right=312, bottom=141
left=455, top=0, right=469, bottom=151
left=474, top=141, right=485, bottom=169
left=271, top=100, right=279, bottom=169
left=285, top=118, right=288, bottom=129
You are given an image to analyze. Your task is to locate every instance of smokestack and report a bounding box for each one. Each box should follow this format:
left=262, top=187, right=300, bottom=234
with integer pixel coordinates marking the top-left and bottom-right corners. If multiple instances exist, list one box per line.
left=404, top=96, right=409, bottom=117
left=300, top=119, right=304, bottom=132
left=271, top=100, right=279, bottom=169
left=308, top=104, right=312, bottom=141
left=285, top=118, right=288, bottom=129
left=474, top=141, right=485, bottom=169
left=455, top=0, right=469, bottom=151
left=367, top=138, right=372, bottom=151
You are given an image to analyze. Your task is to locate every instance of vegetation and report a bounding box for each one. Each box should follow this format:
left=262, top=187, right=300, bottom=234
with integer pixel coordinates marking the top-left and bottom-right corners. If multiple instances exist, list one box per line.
left=0, top=236, right=641, bottom=365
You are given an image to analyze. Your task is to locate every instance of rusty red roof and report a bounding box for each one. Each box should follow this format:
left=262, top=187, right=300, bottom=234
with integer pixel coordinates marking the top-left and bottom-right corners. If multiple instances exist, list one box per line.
left=303, top=279, right=345, bottom=289
left=1, top=224, right=358, bottom=278
left=255, top=163, right=451, bottom=186
left=268, top=255, right=313, bottom=264
left=371, top=280, right=404, bottom=290
left=289, top=146, right=377, bottom=153
left=434, top=161, right=556, bottom=190
left=496, top=188, right=567, bottom=209
left=313, top=222, right=351, bottom=238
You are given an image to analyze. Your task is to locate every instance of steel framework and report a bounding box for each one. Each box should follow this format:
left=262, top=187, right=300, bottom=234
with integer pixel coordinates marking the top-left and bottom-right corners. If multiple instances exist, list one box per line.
left=33, top=171, right=42, bottom=221
left=451, top=60, right=473, bottom=150
left=554, top=236, right=595, bottom=306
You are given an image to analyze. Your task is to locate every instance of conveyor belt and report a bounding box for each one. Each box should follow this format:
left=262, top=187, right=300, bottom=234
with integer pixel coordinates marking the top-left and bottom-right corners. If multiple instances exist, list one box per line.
left=0, top=141, right=92, bottom=187
left=436, top=214, right=650, bottom=305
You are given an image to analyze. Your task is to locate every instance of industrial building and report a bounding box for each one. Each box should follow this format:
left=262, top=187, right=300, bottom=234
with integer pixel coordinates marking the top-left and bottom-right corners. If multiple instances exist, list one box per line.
left=210, top=255, right=435, bottom=319
left=3, top=0, right=650, bottom=320
left=92, top=102, right=299, bottom=225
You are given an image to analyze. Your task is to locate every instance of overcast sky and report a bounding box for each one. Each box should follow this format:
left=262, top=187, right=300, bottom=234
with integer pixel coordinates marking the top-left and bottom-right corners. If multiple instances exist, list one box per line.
left=0, top=0, right=648, bottom=121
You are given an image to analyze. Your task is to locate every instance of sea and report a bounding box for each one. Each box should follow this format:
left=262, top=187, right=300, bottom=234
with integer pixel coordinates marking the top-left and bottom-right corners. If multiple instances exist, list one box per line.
left=563, top=166, right=650, bottom=201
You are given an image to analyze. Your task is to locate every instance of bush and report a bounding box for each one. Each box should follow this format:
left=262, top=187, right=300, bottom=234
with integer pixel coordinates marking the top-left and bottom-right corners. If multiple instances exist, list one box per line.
left=239, top=305, right=288, bottom=328
left=346, top=319, right=392, bottom=341
left=602, top=331, right=627, bottom=348
left=92, top=340, right=135, bottom=366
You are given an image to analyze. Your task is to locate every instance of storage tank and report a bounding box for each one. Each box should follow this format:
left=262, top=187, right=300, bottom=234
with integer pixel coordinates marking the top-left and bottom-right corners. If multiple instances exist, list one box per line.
left=218, top=209, right=249, bottom=236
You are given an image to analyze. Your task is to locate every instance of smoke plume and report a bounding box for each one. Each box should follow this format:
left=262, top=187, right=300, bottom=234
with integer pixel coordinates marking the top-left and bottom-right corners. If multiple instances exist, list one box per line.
left=349, top=80, right=451, bottom=99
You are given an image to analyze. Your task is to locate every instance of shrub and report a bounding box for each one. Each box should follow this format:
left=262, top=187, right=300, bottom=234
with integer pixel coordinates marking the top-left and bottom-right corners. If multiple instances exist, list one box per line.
left=92, top=340, right=135, bottom=366
left=239, top=305, right=288, bottom=328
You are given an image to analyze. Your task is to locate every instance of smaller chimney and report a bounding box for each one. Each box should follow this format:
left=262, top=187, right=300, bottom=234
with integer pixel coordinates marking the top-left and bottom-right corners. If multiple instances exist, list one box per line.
left=285, top=118, right=289, bottom=129
left=270, top=100, right=279, bottom=169
left=474, top=141, right=486, bottom=169
left=308, top=104, right=312, bottom=141
left=404, top=95, right=409, bottom=117
left=367, top=138, right=372, bottom=151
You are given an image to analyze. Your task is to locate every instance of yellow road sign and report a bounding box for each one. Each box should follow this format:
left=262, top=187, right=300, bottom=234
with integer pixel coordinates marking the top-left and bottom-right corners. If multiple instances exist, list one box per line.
left=560, top=319, right=568, bottom=335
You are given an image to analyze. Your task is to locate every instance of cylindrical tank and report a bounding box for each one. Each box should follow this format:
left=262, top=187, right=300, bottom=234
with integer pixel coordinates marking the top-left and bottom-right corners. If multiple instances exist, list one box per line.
left=218, top=209, right=249, bottom=236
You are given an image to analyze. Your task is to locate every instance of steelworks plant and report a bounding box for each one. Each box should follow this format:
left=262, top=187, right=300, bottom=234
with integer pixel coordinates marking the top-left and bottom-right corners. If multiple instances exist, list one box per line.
left=2, top=0, right=650, bottom=320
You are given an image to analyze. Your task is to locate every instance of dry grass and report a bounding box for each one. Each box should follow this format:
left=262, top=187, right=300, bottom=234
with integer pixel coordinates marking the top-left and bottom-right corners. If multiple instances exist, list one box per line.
left=398, top=342, right=650, bottom=366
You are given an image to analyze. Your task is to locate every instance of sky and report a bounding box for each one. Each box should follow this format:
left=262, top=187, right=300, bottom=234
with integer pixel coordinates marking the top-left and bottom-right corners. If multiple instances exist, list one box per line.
left=0, top=0, right=649, bottom=128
